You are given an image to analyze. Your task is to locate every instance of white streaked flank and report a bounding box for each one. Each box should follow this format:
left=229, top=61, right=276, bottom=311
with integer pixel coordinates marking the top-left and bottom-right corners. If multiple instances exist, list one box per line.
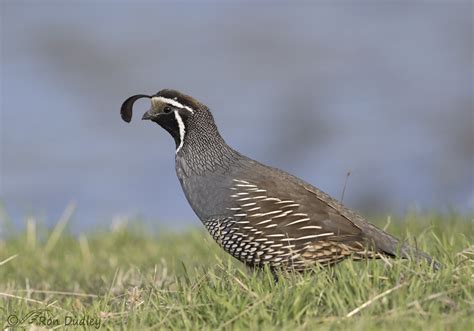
left=299, top=225, right=323, bottom=230
left=280, top=204, right=301, bottom=209
left=275, top=200, right=295, bottom=204
left=292, top=233, right=334, bottom=241
left=279, top=237, right=295, bottom=241
left=266, top=234, right=286, bottom=238
left=264, top=224, right=278, bottom=228
left=246, top=207, right=261, bottom=212
left=285, top=218, right=311, bottom=226
left=241, top=202, right=257, bottom=207
left=250, top=195, right=267, bottom=200
left=255, top=219, right=274, bottom=225
left=272, top=210, right=294, bottom=218
left=233, top=179, right=250, bottom=184
left=262, top=197, right=281, bottom=202
left=249, top=210, right=283, bottom=218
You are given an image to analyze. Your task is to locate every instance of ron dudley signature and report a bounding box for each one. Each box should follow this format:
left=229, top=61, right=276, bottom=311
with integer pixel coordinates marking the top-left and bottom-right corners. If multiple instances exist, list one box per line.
left=4, top=309, right=102, bottom=329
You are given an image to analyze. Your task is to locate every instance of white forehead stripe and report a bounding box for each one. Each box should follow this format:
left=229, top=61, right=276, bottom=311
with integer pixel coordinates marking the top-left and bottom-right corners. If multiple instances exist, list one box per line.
left=152, top=96, right=194, bottom=113
left=174, top=111, right=186, bottom=153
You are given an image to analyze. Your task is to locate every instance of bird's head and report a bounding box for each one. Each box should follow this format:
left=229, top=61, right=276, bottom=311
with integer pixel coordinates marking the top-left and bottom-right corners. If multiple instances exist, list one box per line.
left=121, top=89, right=216, bottom=153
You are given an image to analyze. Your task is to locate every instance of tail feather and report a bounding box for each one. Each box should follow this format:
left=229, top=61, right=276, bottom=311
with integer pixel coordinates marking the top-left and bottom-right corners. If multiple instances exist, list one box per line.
left=398, top=241, right=441, bottom=271
left=363, top=223, right=441, bottom=271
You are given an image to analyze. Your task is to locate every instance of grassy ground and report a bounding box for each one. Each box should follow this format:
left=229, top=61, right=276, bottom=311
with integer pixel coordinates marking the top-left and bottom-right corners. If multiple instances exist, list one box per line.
left=0, top=212, right=472, bottom=330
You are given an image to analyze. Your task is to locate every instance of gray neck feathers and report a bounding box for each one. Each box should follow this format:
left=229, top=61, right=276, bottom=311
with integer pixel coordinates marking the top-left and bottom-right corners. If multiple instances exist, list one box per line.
left=177, top=110, right=242, bottom=175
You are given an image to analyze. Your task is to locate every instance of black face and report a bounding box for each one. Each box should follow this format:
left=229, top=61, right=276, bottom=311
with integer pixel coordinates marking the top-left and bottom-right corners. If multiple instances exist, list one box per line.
left=121, top=90, right=198, bottom=151
left=146, top=102, right=185, bottom=146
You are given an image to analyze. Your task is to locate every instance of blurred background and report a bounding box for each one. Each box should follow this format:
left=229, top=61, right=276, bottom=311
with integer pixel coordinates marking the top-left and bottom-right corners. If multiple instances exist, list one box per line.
left=1, top=1, right=473, bottom=232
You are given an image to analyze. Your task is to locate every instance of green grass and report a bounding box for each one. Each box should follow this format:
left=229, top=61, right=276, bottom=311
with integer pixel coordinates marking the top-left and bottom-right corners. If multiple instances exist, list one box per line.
left=0, top=213, right=473, bottom=330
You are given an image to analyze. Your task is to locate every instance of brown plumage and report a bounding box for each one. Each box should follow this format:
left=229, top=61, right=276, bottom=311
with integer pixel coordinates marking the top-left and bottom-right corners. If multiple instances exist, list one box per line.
left=122, top=89, right=440, bottom=273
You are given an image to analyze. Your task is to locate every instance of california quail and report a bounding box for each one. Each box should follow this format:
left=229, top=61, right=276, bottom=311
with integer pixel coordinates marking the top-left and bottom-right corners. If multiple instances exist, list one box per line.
left=121, top=89, right=440, bottom=272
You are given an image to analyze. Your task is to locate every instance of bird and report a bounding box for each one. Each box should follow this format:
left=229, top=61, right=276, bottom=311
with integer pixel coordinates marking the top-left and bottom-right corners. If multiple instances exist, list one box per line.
left=120, top=89, right=440, bottom=273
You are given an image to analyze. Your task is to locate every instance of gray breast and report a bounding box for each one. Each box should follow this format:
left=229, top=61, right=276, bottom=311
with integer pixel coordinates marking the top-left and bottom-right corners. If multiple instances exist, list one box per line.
left=175, top=154, right=237, bottom=221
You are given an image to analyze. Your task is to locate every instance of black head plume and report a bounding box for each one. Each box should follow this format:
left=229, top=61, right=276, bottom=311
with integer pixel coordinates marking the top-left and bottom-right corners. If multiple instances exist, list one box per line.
left=120, top=94, right=152, bottom=123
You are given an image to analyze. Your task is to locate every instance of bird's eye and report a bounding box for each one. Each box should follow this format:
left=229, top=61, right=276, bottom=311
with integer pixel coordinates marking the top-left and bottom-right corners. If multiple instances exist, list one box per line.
left=163, top=106, right=173, bottom=114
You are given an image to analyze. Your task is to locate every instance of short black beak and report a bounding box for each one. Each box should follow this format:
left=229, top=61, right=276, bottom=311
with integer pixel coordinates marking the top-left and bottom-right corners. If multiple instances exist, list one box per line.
left=142, top=107, right=161, bottom=121
left=142, top=110, right=154, bottom=121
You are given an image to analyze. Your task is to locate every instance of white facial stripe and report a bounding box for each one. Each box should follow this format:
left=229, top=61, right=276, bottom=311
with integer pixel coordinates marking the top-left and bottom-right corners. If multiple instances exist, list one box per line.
left=152, top=96, right=194, bottom=113
left=174, top=110, right=186, bottom=153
